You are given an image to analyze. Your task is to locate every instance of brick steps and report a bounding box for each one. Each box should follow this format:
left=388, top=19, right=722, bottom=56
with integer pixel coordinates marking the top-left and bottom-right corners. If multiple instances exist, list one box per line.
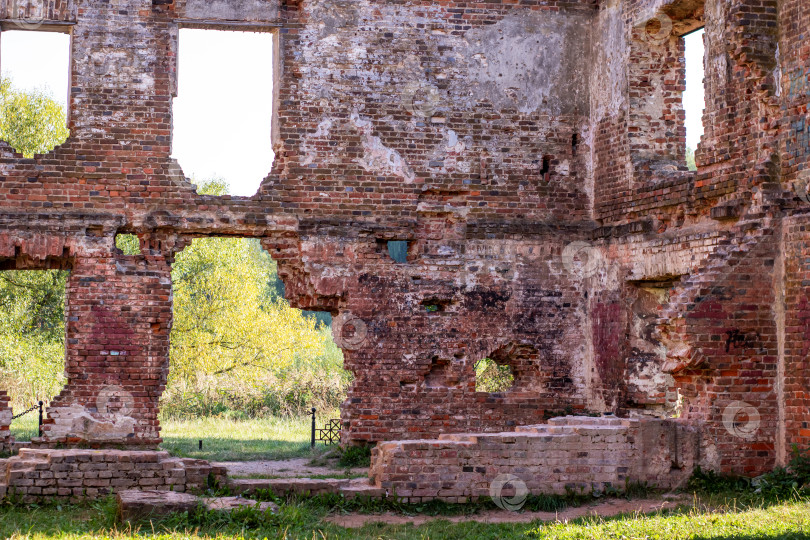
left=228, top=477, right=383, bottom=499
left=0, top=449, right=226, bottom=502
left=370, top=416, right=698, bottom=503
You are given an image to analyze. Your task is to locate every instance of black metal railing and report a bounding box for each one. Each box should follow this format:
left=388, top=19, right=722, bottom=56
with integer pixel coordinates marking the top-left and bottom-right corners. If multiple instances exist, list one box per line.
left=310, top=408, right=341, bottom=447
left=11, top=401, right=43, bottom=437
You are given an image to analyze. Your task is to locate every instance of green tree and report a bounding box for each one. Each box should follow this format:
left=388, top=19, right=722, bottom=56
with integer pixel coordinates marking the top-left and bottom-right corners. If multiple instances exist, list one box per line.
left=0, top=78, right=69, bottom=158
left=686, top=147, right=697, bottom=171
left=0, top=271, right=68, bottom=408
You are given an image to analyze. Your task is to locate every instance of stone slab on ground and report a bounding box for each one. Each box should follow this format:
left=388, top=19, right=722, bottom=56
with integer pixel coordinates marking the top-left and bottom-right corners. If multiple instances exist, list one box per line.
left=118, top=490, right=199, bottom=522
left=203, top=496, right=278, bottom=513
left=212, top=458, right=367, bottom=479
left=228, top=476, right=385, bottom=499
left=229, top=477, right=352, bottom=496
left=118, top=490, right=278, bottom=522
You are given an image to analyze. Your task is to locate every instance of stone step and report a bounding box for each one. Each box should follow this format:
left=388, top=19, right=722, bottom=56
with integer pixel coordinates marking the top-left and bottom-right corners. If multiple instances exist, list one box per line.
left=340, top=478, right=385, bottom=499
left=117, top=489, right=278, bottom=522
left=229, top=477, right=352, bottom=496
left=228, top=477, right=384, bottom=499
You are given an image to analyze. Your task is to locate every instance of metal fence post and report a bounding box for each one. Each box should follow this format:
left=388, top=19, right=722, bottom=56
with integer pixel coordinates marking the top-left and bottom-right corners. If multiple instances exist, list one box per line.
left=311, top=407, right=316, bottom=448
left=38, top=401, right=43, bottom=437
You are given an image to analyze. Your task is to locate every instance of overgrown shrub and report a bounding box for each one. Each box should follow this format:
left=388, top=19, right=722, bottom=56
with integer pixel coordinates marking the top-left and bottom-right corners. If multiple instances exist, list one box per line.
left=338, top=445, right=372, bottom=468
left=688, top=445, right=810, bottom=500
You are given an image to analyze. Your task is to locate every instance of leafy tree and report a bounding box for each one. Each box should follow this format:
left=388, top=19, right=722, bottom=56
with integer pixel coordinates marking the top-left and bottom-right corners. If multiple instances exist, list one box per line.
left=115, top=234, right=141, bottom=255
left=0, top=271, right=68, bottom=408
left=170, top=235, right=325, bottom=387
left=686, top=147, right=697, bottom=171
left=0, top=78, right=69, bottom=158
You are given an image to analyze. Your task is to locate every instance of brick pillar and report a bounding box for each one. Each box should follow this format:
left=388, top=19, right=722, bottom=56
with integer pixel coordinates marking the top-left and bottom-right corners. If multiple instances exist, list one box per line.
left=0, top=390, right=11, bottom=452
left=40, top=251, right=172, bottom=447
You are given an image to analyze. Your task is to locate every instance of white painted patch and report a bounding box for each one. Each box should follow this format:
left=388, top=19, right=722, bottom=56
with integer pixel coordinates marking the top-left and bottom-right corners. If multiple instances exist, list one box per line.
left=350, top=112, right=415, bottom=183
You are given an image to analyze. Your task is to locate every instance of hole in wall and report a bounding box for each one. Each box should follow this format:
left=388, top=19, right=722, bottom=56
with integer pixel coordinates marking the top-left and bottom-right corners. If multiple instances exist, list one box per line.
left=474, top=357, right=515, bottom=393
left=172, top=29, right=275, bottom=197
left=0, top=269, right=68, bottom=441
left=682, top=27, right=705, bottom=171
left=161, top=236, right=349, bottom=427
left=540, top=155, right=552, bottom=182
left=421, top=298, right=450, bottom=313
left=387, top=241, right=409, bottom=264
left=0, top=30, right=70, bottom=157
left=115, top=234, right=141, bottom=255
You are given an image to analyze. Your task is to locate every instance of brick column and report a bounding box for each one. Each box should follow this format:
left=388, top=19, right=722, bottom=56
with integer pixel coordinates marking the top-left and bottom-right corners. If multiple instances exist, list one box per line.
left=0, top=390, right=11, bottom=452
left=40, top=251, right=172, bottom=447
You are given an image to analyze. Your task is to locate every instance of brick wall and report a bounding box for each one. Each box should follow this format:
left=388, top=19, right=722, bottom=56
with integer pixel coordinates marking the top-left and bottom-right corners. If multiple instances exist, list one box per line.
left=0, top=0, right=807, bottom=477
left=370, top=416, right=698, bottom=502
left=0, top=449, right=226, bottom=503
left=0, top=391, right=11, bottom=453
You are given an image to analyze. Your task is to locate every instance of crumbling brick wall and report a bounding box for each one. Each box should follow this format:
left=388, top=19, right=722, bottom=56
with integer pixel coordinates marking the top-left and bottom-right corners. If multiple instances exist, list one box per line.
left=0, top=449, right=226, bottom=502
left=370, top=416, right=698, bottom=502
left=0, top=391, right=11, bottom=453
left=0, top=0, right=807, bottom=477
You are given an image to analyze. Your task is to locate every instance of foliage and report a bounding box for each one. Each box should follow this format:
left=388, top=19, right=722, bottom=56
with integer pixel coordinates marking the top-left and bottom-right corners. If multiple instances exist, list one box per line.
left=170, top=236, right=323, bottom=386
left=337, top=445, right=372, bottom=468
left=687, top=467, right=752, bottom=494
left=474, top=357, right=515, bottom=393
left=0, top=78, right=69, bottom=158
left=686, top=146, right=697, bottom=171
left=114, top=234, right=140, bottom=255
left=687, top=445, right=810, bottom=503
left=0, top=270, right=68, bottom=409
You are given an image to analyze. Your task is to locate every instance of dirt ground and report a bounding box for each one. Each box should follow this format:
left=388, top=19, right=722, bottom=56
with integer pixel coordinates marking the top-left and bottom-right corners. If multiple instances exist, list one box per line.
left=212, top=458, right=367, bottom=478
left=326, top=497, right=685, bottom=528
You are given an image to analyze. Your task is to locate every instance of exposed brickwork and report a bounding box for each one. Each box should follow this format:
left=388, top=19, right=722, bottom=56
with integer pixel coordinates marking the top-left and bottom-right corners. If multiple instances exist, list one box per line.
left=369, top=416, right=698, bottom=502
left=0, top=391, right=11, bottom=453
left=0, top=449, right=226, bottom=503
left=0, top=0, right=807, bottom=480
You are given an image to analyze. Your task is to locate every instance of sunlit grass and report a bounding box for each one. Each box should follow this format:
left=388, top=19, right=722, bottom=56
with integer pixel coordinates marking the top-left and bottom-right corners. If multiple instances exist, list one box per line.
left=9, top=412, right=38, bottom=442
left=1, top=496, right=810, bottom=539
left=527, top=500, right=810, bottom=539
left=159, top=412, right=339, bottom=461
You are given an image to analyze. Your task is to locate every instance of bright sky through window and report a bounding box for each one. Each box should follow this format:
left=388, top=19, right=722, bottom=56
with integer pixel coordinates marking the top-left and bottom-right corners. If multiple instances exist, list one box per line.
left=172, top=29, right=275, bottom=197
left=683, top=29, right=706, bottom=151
left=0, top=30, right=70, bottom=110
left=2, top=28, right=705, bottom=185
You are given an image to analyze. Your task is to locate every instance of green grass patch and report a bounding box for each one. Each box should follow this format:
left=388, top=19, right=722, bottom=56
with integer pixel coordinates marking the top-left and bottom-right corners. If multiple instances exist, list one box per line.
left=2, top=494, right=810, bottom=539
left=158, top=414, right=334, bottom=462
left=9, top=412, right=38, bottom=442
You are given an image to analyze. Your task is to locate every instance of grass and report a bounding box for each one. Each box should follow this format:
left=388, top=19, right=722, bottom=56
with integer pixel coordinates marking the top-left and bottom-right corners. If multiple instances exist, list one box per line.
left=1, top=493, right=810, bottom=539
left=9, top=412, right=38, bottom=442
left=158, top=413, right=337, bottom=462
